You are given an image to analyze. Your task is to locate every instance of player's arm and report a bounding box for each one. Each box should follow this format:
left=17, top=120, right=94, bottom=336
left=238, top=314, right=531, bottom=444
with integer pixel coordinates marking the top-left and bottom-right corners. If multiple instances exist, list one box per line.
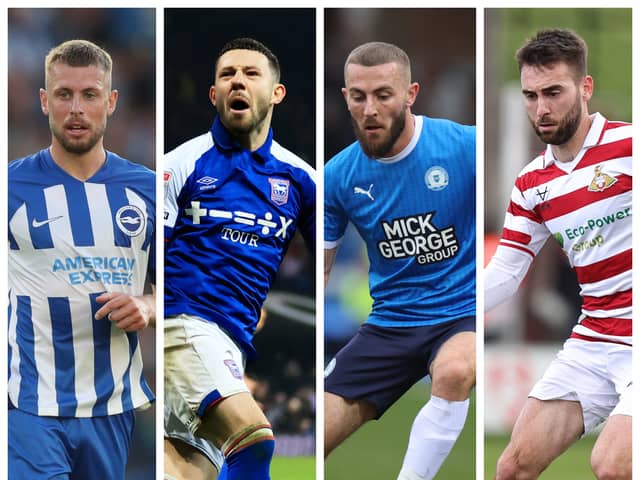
left=324, top=247, right=339, bottom=288
left=486, top=173, right=550, bottom=311
left=324, top=159, right=347, bottom=288
left=484, top=245, right=533, bottom=311
left=94, top=291, right=156, bottom=331
left=297, top=167, right=316, bottom=255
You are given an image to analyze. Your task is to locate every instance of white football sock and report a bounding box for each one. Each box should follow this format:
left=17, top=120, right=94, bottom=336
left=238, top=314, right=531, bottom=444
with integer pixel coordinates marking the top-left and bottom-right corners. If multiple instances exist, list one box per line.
left=397, top=395, right=469, bottom=480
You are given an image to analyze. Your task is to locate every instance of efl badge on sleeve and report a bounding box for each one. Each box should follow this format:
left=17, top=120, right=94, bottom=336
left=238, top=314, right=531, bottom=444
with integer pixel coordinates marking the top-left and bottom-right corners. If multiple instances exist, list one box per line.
left=269, top=178, right=290, bottom=205
left=164, top=171, right=172, bottom=199
left=224, top=358, right=243, bottom=379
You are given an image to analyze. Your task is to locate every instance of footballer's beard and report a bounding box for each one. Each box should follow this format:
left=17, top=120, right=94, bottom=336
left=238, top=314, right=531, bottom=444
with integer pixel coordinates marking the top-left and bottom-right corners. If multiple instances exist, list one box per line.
left=353, top=107, right=406, bottom=159
left=51, top=119, right=106, bottom=155
left=532, top=94, right=582, bottom=146
left=221, top=97, right=271, bottom=138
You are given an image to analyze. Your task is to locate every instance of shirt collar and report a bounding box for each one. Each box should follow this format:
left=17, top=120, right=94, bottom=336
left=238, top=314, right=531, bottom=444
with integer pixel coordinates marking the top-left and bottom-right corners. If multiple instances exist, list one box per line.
left=210, top=115, right=274, bottom=162
left=375, top=115, right=422, bottom=164
left=542, top=112, right=606, bottom=167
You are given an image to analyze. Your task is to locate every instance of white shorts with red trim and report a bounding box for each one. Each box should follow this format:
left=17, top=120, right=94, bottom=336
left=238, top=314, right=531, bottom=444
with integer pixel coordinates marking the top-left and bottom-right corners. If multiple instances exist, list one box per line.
left=164, top=314, right=249, bottom=434
left=529, top=338, right=632, bottom=434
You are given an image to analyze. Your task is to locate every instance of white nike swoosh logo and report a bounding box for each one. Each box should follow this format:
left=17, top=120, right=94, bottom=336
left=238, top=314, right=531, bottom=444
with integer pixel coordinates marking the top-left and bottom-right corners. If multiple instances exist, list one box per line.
left=32, top=216, right=63, bottom=228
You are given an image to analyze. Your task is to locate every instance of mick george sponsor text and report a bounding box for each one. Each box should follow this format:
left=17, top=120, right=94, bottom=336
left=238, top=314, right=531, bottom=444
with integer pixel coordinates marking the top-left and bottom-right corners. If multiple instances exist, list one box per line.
left=377, top=212, right=459, bottom=265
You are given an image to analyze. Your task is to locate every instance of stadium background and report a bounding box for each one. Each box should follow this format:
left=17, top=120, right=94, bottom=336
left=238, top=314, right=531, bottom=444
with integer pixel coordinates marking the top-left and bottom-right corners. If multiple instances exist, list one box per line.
left=324, top=8, right=476, bottom=479
left=165, top=9, right=317, bottom=478
left=7, top=8, right=156, bottom=479
left=484, top=8, right=632, bottom=479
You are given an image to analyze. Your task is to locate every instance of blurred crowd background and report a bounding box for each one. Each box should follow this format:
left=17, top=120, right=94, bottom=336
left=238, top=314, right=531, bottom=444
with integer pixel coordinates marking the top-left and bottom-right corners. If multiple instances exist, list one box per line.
left=165, top=8, right=317, bottom=457
left=8, top=8, right=156, bottom=479
left=164, top=8, right=316, bottom=166
left=8, top=8, right=156, bottom=170
left=324, top=8, right=476, bottom=362
left=325, top=8, right=476, bottom=161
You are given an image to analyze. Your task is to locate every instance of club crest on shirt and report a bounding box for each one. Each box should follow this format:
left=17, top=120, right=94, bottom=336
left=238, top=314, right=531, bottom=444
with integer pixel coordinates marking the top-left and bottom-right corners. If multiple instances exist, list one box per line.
left=116, top=205, right=145, bottom=237
left=425, top=166, right=449, bottom=191
left=269, top=178, right=290, bottom=205
left=588, top=165, right=617, bottom=192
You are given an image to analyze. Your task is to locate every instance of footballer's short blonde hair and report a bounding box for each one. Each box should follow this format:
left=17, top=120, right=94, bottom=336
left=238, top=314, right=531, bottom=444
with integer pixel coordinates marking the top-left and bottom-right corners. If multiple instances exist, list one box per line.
left=45, top=39, right=113, bottom=88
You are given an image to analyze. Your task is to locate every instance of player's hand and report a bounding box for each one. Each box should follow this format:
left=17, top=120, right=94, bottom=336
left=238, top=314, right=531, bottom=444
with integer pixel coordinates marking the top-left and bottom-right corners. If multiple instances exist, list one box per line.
left=94, top=292, right=154, bottom=332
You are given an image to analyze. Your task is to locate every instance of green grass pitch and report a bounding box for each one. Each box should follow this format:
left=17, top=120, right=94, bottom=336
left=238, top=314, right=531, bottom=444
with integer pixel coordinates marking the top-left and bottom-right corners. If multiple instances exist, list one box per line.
left=272, top=455, right=315, bottom=479
left=272, top=386, right=598, bottom=479
left=325, top=382, right=475, bottom=479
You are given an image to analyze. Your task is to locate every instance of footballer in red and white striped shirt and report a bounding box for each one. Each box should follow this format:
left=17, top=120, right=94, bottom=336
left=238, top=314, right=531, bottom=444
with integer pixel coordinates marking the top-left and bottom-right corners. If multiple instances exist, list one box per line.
left=497, top=113, right=631, bottom=345
left=485, top=28, right=632, bottom=480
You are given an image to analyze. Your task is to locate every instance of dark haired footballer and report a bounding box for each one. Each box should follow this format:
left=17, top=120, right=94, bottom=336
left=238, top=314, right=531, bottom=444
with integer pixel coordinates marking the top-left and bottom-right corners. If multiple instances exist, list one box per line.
left=163, top=37, right=315, bottom=480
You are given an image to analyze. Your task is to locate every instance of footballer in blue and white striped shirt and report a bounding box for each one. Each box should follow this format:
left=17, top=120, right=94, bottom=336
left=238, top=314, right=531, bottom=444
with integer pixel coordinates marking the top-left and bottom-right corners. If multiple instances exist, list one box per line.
left=8, top=39, right=155, bottom=480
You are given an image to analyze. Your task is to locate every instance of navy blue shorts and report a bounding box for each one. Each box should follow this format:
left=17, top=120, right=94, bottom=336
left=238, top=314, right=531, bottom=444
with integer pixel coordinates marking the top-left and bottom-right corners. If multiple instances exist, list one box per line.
left=9, top=407, right=135, bottom=480
left=325, top=317, right=475, bottom=418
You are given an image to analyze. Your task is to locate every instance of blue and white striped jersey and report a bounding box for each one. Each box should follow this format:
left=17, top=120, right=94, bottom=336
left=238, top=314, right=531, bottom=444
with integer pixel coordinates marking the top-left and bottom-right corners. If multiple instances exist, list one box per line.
left=164, top=116, right=316, bottom=357
left=8, top=149, right=155, bottom=417
left=325, top=115, right=476, bottom=326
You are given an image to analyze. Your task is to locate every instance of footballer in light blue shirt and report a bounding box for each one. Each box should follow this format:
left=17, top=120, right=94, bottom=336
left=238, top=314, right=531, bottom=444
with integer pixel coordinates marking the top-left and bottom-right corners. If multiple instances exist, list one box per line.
left=324, top=41, right=476, bottom=480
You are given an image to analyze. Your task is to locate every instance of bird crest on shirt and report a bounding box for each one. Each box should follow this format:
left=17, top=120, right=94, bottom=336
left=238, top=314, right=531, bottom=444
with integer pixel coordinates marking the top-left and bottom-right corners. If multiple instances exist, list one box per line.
left=588, top=165, right=617, bottom=192
left=115, top=205, right=145, bottom=237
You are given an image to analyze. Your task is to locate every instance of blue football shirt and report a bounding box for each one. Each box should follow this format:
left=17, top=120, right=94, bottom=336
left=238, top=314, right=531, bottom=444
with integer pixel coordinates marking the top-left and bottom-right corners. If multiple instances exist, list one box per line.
left=8, top=149, right=155, bottom=417
left=164, top=116, right=316, bottom=357
left=325, top=115, right=476, bottom=326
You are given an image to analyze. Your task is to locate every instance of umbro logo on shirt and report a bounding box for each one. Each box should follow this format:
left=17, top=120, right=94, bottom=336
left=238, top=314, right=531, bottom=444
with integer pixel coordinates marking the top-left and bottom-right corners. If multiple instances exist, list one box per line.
left=32, top=216, right=63, bottom=228
left=196, top=176, right=218, bottom=191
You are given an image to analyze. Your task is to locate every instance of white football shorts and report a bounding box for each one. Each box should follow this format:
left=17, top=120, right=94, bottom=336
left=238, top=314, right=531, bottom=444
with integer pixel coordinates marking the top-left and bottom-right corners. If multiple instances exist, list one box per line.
left=164, top=404, right=224, bottom=471
left=529, top=338, right=632, bottom=434
left=164, top=314, right=249, bottom=434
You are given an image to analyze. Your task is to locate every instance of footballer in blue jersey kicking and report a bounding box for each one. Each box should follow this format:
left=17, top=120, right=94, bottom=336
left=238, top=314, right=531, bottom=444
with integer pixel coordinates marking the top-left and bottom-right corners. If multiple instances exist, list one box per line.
left=163, top=38, right=315, bottom=480
left=8, top=39, right=155, bottom=480
left=324, top=42, right=476, bottom=480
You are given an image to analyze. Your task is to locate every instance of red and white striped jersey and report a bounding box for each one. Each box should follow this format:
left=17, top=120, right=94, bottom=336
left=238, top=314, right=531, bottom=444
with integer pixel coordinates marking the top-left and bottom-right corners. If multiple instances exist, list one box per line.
left=495, top=113, right=632, bottom=345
